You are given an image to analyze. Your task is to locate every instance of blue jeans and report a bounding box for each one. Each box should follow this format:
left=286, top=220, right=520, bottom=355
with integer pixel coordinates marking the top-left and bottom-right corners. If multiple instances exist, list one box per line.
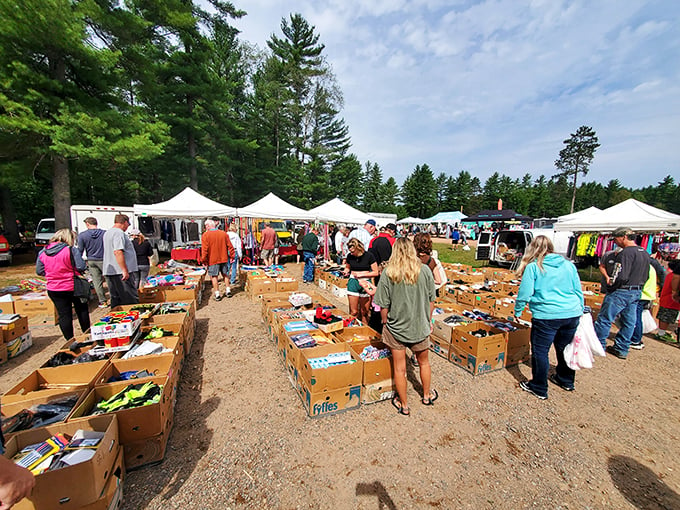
left=229, top=256, right=239, bottom=285
left=527, top=316, right=580, bottom=397
left=593, top=289, right=641, bottom=355
left=630, top=299, right=650, bottom=345
left=303, top=251, right=315, bottom=282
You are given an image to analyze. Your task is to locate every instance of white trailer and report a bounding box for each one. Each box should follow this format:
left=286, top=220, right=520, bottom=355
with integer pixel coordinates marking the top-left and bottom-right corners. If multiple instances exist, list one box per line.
left=475, top=228, right=573, bottom=267
left=70, top=205, right=136, bottom=234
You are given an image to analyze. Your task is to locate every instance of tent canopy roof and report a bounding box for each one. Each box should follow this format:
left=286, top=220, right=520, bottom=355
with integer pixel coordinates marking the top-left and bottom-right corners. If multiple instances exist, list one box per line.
left=554, top=199, right=680, bottom=232
left=237, top=192, right=315, bottom=220
left=422, top=211, right=467, bottom=224
left=462, top=209, right=531, bottom=222
left=397, top=216, right=427, bottom=224
left=308, top=198, right=371, bottom=225
left=557, top=206, right=601, bottom=222
left=134, top=187, right=236, bottom=218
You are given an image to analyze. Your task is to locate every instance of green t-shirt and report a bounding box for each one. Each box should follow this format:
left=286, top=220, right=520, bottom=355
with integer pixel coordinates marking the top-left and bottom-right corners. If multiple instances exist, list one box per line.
left=373, top=265, right=436, bottom=344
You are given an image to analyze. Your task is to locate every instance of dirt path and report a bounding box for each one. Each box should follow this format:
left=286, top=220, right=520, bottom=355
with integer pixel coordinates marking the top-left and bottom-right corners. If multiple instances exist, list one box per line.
left=1, top=261, right=680, bottom=509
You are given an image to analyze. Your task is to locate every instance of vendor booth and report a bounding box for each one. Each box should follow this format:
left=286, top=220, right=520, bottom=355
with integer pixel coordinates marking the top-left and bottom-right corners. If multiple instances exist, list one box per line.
left=134, top=187, right=237, bottom=255
left=309, top=198, right=371, bottom=225
left=554, top=199, right=680, bottom=262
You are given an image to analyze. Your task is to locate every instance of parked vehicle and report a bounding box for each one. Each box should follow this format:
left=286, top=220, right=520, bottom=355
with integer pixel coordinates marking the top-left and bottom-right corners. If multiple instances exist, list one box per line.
left=0, top=234, right=12, bottom=265
left=475, top=228, right=573, bottom=267
left=70, top=205, right=136, bottom=235
left=254, top=219, right=293, bottom=243
left=34, top=217, right=56, bottom=253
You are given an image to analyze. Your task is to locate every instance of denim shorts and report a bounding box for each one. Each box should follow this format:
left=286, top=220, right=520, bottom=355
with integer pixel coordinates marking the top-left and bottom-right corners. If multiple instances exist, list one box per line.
left=207, top=263, right=229, bottom=277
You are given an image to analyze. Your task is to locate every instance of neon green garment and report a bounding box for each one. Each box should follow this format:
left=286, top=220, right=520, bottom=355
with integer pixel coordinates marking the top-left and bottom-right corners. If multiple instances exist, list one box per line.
left=641, top=266, right=657, bottom=301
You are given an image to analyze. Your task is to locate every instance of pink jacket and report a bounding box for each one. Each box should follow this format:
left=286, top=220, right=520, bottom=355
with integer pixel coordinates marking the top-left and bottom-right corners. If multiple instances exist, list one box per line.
left=37, top=242, right=83, bottom=292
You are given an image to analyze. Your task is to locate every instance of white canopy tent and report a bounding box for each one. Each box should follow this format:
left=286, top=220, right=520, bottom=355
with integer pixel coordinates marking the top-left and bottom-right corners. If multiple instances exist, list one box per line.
left=554, top=199, right=680, bottom=232
left=422, top=211, right=467, bottom=224
left=134, top=187, right=236, bottom=218
left=557, top=206, right=601, bottom=222
left=308, top=198, right=371, bottom=225
left=236, top=192, right=315, bottom=220
left=397, top=216, right=427, bottom=224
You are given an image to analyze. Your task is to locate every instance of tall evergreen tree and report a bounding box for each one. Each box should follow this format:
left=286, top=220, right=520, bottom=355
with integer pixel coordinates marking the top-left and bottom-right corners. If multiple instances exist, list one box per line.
left=401, top=164, right=437, bottom=218
left=554, top=125, right=600, bottom=214
left=0, top=0, right=170, bottom=227
left=361, top=161, right=383, bottom=211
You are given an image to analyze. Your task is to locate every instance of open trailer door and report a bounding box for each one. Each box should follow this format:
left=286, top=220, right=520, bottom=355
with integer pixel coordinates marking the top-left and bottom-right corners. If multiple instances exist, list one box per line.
left=475, top=231, right=493, bottom=261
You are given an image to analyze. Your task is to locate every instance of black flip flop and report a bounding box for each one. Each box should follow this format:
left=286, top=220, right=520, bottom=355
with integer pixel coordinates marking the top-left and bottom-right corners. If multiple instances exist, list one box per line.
left=391, top=395, right=410, bottom=415
left=422, top=388, right=439, bottom=406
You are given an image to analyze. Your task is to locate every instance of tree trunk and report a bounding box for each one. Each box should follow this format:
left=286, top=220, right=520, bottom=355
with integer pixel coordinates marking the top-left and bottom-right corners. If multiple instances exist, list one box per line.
left=0, top=187, right=20, bottom=245
left=570, top=169, right=578, bottom=214
left=188, top=95, right=197, bottom=190
left=53, top=155, right=72, bottom=229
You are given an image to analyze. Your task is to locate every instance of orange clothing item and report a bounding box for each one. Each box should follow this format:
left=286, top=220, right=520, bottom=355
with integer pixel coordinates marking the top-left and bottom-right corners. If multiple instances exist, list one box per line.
left=201, top=229, right=235, bottom=265
left=261, top=226, right=277, bottom=250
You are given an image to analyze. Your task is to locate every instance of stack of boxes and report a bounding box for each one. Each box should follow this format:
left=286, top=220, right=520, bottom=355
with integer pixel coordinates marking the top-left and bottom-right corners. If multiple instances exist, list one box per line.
left=1, top=300, right=197, bottom=508
left=244, top=267, right=299, bottom=301
left=0, top=314, right=32, bottom=363
left=139, top=269, right=205, bottom=305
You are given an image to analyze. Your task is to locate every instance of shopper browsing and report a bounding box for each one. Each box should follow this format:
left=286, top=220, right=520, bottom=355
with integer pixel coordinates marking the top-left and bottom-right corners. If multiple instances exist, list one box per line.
left=514, top=235, right=584, bottom=400
left=103, top=214, right=139, bottom=307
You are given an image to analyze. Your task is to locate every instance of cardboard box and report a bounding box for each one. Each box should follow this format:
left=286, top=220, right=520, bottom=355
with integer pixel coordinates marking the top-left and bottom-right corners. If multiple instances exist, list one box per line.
left=94, top=354, right=176, bottom=388
left=506, top=344, right=531, bottom=366
left=298, top=343, right=363, bottom=393
left=91, top=319, right=142, bottom=342
left=332, top=326, right=381, bottom=345
left=69, top=375, right=175, bottom=445
left=349, top=341, right=394, bottom=386
left=5, top=414, right=120, bottom=510
left=0, top=343, right=7, bottom=365
left=299, top=377, right=361, bottom=417
left=275, top=279, right=298, bottom=293
left=449, top=342, right=506, bottom=376
left=13, top=298, right=55, bottom=317
left=1, top=390, right=86, bottom=431
left=1, top=315, right=29, bottom=343
left=6, top=331, right=32, bottom=358
left=361, top=380, right=396, bottom=404
left=80, top=447, right=125, bottom=510
left=122, top=409, right=172, bottom=470
left=3, top=363, right=107, bottom=404
left=0, top=299, right=15, bottom=314
left=452, top=323, right=507, bottom=357
left=120, top=336, right=183, bottom=372
left=432, top=313, right=473, bottom=342
left=430, top=336, right=452, bottom=360
left=247, top=278, right=276, bottom=300
left=331, top=284, right=348, bottom=299
left=163, top=285, right=199, bottom=303
left=284, top=330, right=334, bottom=373
left=138, top=287, right=165, bottom=304
left=317, top=317, right=344, bottom=334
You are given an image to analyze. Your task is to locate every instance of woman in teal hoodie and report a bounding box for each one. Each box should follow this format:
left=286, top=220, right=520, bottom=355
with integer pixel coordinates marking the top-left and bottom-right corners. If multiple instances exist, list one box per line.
left=514, top=235, right=584, bottom=399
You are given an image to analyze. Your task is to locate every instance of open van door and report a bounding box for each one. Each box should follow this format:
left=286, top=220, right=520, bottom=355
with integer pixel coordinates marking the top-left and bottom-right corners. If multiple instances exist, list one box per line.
left=475, top=231, right=493, bottom=261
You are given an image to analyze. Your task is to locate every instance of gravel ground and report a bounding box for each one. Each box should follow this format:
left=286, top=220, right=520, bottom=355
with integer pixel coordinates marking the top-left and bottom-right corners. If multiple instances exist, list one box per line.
left=2, top=261, right=680, bottom=509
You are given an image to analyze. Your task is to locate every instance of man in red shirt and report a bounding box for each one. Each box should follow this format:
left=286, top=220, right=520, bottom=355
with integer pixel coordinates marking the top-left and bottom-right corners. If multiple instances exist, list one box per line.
left=201, top=219, right=235, bottom=300
left=260, top=223, right=277, bottom=266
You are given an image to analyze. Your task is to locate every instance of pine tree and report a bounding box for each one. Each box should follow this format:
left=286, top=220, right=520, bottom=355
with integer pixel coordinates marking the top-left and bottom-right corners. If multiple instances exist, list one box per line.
left=554, top=125, right=600, bottom=213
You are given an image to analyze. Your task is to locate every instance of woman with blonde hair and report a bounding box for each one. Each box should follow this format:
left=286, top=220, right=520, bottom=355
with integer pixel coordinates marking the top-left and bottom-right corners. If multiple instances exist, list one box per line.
left=374, top=237, right=438, bottom=416
left=36, top=228, right=91, bottom=340
left=344, top=238, right=380, bottom=324
left=514, top=235, right=583, bottom=400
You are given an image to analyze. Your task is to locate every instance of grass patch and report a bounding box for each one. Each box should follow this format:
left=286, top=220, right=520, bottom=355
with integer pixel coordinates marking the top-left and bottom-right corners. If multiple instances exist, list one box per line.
left=433, top=242, right=486, bottom=267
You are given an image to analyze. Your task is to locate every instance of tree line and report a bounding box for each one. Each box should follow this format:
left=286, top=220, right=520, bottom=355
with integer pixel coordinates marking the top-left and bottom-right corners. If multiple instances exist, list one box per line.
left=1, top=2, right=677, bottom=242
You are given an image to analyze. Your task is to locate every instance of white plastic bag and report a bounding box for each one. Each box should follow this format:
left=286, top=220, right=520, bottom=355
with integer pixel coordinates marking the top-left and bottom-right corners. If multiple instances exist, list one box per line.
left=577, top=312, right=605, bottom=357
left=564, top=333, right=594, bottom=370
left=642, top=309, right=657, bottom=334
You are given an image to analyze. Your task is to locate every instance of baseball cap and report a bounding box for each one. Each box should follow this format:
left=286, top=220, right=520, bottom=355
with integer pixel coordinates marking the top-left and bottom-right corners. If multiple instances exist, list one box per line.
left=611, top=227, right=632, bottom=238
left=385, top=223, right=397, bottom=232
left=366, top=219, right=377, bottom=227
left=128, top=228, right=141, bottom=236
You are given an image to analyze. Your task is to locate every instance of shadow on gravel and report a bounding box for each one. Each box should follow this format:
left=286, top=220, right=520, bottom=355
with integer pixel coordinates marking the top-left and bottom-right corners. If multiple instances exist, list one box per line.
left=122, top=317, right=219, bottom=508
left=356, top=481, right=397, bottom=510
left=504, top=361, right=530, bottom=384
left=608, top=455, right=680, bottom=510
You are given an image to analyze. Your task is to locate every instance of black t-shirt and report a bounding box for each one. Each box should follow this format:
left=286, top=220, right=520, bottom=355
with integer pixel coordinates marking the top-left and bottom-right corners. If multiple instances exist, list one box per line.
left=133, top=239, right=153, bottom=266
left=347, top=251, right=376, bottom=273
left=611, top=246, right=650, bottom=289
left=369, top=236, right=393, bottom=265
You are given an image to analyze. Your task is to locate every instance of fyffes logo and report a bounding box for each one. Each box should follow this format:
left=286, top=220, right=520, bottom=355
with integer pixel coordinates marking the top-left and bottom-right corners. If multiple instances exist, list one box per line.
left=313, top=401, right=338, bottom=415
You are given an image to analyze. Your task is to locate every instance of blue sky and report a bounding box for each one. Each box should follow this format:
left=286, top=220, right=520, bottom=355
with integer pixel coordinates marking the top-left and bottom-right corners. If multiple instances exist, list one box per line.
left=231, top=0, right=679, bottom=189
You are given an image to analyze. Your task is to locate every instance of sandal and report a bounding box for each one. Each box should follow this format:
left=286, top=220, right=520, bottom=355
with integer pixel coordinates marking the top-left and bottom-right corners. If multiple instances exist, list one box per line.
left=422, top=389, right=439, bottom=406
left=391, top=395, right=410, bottom=416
